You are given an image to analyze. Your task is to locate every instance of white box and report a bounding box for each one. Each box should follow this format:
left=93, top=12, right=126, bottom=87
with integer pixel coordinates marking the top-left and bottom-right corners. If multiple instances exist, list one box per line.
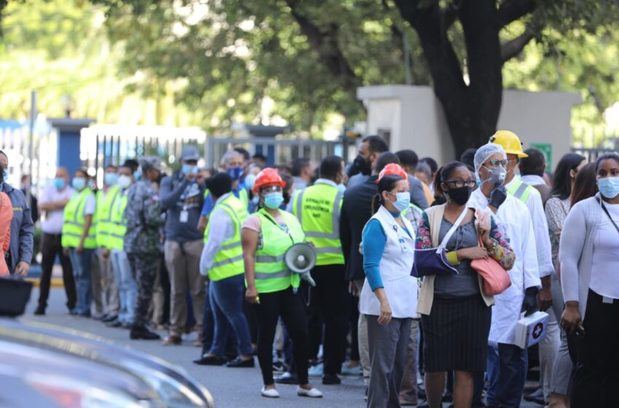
left=513, top=311, right=549, bottom=349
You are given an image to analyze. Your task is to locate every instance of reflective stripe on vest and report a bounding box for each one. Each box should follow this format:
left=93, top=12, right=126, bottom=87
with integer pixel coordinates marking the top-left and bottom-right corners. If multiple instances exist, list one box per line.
left=204, top=194, right=248, bottom=281
left=292, top=183, right=344, bottom=266
left=108, top=192, right=128, bottom=250
left=95, top=186, right=121, bottom=249
left=61, top=189, right=97, bottom=249
left=507, top=178, right=532, bottom=203
left=254, top=209, right=304, bottom=293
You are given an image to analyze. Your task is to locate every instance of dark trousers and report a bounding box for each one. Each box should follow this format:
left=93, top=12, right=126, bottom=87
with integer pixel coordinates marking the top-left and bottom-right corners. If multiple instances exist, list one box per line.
left=254, top=287, right=309, bottom=386
left=310, top=264, right=348, bottom=376
left=487, top=343, right=526, bottom=408
left=127, top=253, right=157, bottom=328
left=571, top=290, right=619, bottom=408
left=38, top=233, right=75, bottom=311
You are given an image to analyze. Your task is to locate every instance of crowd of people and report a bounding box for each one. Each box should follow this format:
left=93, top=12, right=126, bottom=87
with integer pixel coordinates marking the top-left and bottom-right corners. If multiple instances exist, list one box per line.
left=0, top=130, right=617, bottom=408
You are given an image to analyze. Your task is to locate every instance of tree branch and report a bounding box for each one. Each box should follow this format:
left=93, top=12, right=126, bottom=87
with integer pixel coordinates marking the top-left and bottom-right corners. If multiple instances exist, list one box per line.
left=497, top=0, right=538, bottom=28
left=501, top=27, right=535, bottom=63
left=284, top=0, right=360, bottom=94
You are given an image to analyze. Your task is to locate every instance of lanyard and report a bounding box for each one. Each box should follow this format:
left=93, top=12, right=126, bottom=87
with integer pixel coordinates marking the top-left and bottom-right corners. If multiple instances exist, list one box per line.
left=598, top=197, right=619, bottom=235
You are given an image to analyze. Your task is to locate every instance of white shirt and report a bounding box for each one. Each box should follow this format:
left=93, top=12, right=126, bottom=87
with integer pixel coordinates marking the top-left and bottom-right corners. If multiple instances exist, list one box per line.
left=39, top=184, right=75, bottom=234
left=468, top=188, right=541, bottom=345
left=521, top=175, right=546, bottom=186
left=506, top=176, right=554, bottom=278
left=199, top=193, right=235, bottom=276
left=589, top=202, right=619, bottom=299
left=81, top=192, right=96, bottom=216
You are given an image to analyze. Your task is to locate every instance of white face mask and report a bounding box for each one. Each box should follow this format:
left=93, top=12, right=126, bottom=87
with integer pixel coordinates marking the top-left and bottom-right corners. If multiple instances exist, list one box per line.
left=118, top=175, right=132, bottom=189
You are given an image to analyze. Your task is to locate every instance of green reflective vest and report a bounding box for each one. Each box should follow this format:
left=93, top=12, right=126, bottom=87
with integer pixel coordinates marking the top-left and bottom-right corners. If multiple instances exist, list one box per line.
left=205, top=187, right=249, bottom=211
left=95, top=186, right=121, bottom=249
left=255, top=208, right=304, bottom=294
left=292, top=182, right=344, bottom=266
left=506, top=177, right=533, bottom=203
left=61, top=188, right=97, bottom=249
left=204, top=194, right=248, bottom=281
left=108, top=190, right=129, bottom=251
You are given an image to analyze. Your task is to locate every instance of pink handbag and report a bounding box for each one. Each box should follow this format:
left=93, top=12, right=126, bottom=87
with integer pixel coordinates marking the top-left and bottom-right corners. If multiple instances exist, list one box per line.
left=471, top=238, right=511, bottom=296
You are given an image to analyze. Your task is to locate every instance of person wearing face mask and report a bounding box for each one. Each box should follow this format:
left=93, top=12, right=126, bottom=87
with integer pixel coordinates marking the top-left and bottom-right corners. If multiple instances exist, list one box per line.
left=61, top=169, right=97, bottom=317
left=347, top=135, right=389, bottom=189
left=242, top=168, right=323, bottom=399
left=159, top=145, right=206, bottom=346
left=560, top=152, right=619, bottom=408
left=105, top=162, right=139, bottom=330
left=289, top=155, right=347, bottom=385
left=92, top=164, right=121, bottom=323
left=468, top=143, right=541, bottom=408
left=359, top=163, right=418, bottom=407
left=416, top=161, right=515, bottom=408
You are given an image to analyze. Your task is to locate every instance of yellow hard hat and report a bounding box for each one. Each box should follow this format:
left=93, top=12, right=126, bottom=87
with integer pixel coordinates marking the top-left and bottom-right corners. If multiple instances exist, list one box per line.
left=489, top=130, right=528, bottom=158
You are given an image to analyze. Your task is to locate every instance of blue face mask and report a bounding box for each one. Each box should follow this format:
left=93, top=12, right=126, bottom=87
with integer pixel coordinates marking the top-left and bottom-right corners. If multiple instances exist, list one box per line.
left=393, top=192, right=410, bottom=212
left=598, top=176, right=619, bottom=199
left=1, top=168, right=7, bottom=181
left=264, top=192, right=284, bottom=209
left=182, top=164, right=198, bottom=176
left=53, top=178, right=65, bottom=190
left=72, top=177, right=86, bottom=191
left=244, top=173, right=256, bottom=191
left=227, top=166, right=243, bottom=181
left=104, top=173, right=118, bottom=186
left=134, top=169, right=142, bottom=181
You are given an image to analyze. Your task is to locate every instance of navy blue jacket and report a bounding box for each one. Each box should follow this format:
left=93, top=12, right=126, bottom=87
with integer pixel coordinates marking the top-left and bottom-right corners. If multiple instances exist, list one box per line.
left=1, top=183, right=34, bottom=272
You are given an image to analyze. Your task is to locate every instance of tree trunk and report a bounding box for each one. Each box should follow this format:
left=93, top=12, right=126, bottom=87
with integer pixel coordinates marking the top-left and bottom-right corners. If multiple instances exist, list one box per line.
left=395, top=0, right=503, bottom=158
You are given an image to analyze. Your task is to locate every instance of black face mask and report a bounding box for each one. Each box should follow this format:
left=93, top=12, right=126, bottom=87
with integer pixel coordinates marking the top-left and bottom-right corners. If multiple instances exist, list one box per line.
left=352, top=155, right=372, bottom=176
left=445, top=186, right=472, bottom=205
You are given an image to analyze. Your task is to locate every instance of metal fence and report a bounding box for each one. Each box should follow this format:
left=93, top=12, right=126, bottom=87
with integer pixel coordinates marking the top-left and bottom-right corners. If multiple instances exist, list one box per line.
left=206, top=136, right=354, bottom=168
left=571, top=147, right=618, bottom=162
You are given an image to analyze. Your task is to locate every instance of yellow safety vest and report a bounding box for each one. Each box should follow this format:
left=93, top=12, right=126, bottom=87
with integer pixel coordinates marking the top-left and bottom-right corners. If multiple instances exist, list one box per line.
left=108, top=190, right=129, bottom=251
left=204, top=194, right=248, bottom=281
left=61, top=189, right=97, bottom=249
left=254, top=208, right=305, bottom=294
left=95, top=186, right=121, bottom=249
left=292, top=182, right=344, bottom=266
left=507, top=176, right=533, bottom=203
left=205, top=187, right=249, bottom=210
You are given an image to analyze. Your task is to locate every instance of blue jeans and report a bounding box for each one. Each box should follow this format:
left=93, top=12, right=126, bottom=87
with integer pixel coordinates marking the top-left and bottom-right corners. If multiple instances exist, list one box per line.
left=486, top=343, right=527, bottom=408
left=111, top=249, right=137, bottom=324
left=209, top=274, right=253, bottom=357
left=69, top=248, right=94, bottom=315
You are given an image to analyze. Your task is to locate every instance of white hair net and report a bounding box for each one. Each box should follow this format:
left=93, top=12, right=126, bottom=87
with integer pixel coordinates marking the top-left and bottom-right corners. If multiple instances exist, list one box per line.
left=473, top=143, right=506, bottom=177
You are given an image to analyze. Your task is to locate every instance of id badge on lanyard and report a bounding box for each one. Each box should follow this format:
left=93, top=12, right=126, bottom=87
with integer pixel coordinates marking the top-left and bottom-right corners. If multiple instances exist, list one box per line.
left=179, top=206, right=189, bottom=223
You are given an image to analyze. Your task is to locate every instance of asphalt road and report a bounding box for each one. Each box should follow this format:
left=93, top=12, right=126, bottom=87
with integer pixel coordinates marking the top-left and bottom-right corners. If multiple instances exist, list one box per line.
left=21, top=288, right=543, bottom=408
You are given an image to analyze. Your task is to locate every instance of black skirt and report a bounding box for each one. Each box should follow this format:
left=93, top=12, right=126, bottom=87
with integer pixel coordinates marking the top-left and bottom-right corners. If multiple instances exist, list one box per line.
left=421, top=294, right=491, bottom=372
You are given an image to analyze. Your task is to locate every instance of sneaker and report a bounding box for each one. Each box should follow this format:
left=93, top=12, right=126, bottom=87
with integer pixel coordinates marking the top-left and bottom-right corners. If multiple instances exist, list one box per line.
left=275, top=371, right=298, bottom=385
left=341, top=362, right=362, bottom=376
left=130, top=326, right=161, bottom=340
left=261, top=387, right=280, bottom=398
left=163, top=334, right=182, bottom=345
left=297, top=386, right=323, bottom=398
left=308, top=362, right=324, bottom=377
left=34, top=306, right=45, bottom=316
left=226, top=357, right=255, bottom=368
left=322, top=374, right=341, bottom=385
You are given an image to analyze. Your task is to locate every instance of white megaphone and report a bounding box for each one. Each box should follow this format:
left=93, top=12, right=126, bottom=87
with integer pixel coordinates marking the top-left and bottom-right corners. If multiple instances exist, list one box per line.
left=284, top=243, right=317, bottom=287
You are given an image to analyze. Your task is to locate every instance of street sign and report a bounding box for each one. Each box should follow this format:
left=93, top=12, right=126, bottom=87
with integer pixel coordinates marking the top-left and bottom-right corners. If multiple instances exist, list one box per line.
left=530, top=142, right=552, bottom=172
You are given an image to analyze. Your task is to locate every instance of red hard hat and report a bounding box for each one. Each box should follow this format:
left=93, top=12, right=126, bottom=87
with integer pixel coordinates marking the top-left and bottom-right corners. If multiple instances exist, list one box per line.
left=253, top=168, right=286, bottom=193
left=377, top=163, right=408, bottom=185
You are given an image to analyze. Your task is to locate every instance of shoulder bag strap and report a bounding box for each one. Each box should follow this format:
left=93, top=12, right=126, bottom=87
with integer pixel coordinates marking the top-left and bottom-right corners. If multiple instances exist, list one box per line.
left=436, top=206, right=469, bottom=253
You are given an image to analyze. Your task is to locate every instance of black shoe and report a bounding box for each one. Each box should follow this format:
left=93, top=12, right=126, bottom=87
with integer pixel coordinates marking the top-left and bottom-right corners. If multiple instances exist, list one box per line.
left=193, top=355, right=227, bottom=366
left=130, top=326, right=161, bottom=340
left=102, top=314, right=118, bottom=323
left=275, top=372, right=298, bottom=384
left=34, top=306, right=45, bottom=316
left=322, top=374, right=341, bottom=385
left=226, top=357, right=255, bottom=368
left=106, top=319, right=122, bottom=328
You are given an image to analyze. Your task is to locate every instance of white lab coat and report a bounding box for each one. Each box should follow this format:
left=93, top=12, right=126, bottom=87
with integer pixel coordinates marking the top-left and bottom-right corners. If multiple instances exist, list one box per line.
left=359, top=206, right=418, bottom=319
left=468, top=189, right=541, bottom=345
left=507, top=176, right=554, bottom=278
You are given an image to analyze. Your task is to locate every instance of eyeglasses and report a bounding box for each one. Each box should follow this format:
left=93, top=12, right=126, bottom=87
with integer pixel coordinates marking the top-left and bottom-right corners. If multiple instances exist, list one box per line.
left=485, top=159, right=508, bottom=168
left=444, top=179, right=476, bottom=189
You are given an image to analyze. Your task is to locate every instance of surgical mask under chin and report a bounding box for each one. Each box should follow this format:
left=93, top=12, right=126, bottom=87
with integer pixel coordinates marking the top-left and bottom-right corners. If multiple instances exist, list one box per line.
left=598, top=176, right=619, bottom=199
left=391, top=192, right=410, bottom=212
left=72, top=177, right=86, bottom=191
left=263, top=192, right=284, bottom=209
left=104, top=173, right=118, bottom=186
left=182, top=164, right=198, bottom=176
left=118, top=175, right=132, bottom=189
left=227, top=166, right=243, bottom=181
